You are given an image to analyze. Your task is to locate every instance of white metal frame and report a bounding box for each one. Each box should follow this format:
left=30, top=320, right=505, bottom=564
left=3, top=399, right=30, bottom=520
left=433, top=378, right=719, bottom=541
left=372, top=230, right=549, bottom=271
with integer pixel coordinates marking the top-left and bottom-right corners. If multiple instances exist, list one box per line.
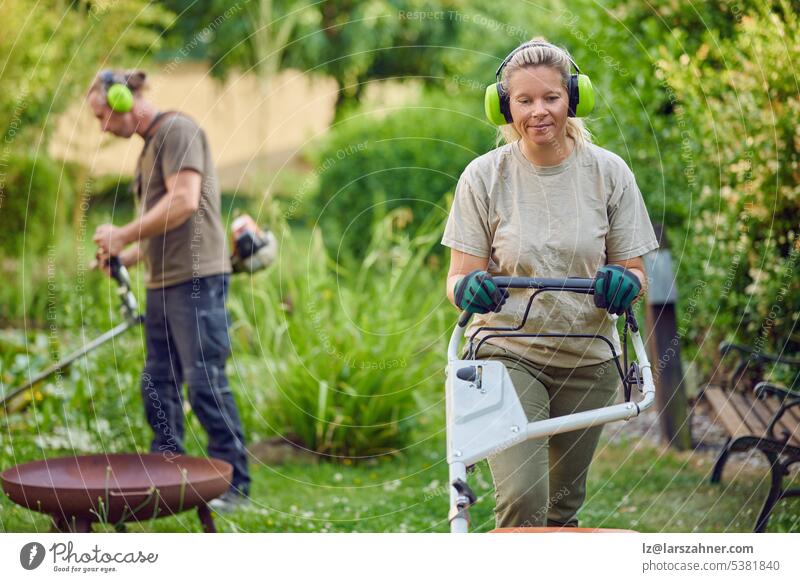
left=445, top=306, right=655, bottom=533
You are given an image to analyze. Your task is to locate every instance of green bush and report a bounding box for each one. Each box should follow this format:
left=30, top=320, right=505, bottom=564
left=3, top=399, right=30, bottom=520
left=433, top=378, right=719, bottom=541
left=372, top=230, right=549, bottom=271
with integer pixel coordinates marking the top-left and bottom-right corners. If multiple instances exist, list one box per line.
left=228, top=211, right=450, bottom=458
left=0, top=153, right=73, bottom=257
left=657, top=0, right=800, bottom=366
left=308, top=91, right=495, bottom=259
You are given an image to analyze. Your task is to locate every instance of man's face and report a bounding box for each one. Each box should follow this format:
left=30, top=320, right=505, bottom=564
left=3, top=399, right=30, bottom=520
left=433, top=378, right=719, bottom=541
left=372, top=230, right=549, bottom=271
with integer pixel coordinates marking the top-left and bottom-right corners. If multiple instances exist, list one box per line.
left=89, top=91, right=137, bottom=138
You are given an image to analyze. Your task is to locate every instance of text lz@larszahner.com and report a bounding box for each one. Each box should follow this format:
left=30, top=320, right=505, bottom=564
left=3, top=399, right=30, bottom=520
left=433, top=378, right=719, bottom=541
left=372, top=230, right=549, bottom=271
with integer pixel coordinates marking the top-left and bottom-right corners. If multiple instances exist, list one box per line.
left=49, top=542, right=158, bottom=572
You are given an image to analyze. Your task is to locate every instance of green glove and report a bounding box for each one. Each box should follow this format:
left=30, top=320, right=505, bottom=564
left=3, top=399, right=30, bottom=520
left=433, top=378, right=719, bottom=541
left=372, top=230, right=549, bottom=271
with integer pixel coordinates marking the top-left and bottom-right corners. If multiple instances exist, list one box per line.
left=454, top=270, right=508, bottom=314
left=593, top=265, right=641, bottom=315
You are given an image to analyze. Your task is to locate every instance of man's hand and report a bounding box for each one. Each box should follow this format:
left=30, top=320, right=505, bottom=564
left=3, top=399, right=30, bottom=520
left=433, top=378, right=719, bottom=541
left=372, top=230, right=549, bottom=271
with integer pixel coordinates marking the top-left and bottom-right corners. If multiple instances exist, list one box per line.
left=93, top=248, right=113, bottom=278
left=93, top=243, right=142, bottom=278
left=93, top=223, right=130, bottom=256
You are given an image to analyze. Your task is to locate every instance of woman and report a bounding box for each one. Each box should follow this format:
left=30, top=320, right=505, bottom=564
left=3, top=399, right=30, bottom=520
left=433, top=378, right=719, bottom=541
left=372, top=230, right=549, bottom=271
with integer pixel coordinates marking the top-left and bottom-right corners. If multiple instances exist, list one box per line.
left=442, top=40, right=659, bottom=528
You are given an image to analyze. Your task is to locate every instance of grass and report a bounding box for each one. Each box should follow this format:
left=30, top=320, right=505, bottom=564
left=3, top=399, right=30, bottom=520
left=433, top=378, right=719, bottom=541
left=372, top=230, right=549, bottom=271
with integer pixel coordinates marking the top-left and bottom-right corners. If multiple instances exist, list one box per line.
left=2, top=431, right=797, bottom=533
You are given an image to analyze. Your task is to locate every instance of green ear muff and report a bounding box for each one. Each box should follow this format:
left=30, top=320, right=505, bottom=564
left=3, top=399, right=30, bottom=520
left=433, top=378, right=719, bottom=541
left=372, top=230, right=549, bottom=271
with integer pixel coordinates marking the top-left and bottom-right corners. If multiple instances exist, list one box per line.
left=484, top=84, right=508, bottom=126
left=573, top=73, right=595, bottom=118
left=483, top=42, right=595, bottom=125
left=107, top=83, right=134, bottom=113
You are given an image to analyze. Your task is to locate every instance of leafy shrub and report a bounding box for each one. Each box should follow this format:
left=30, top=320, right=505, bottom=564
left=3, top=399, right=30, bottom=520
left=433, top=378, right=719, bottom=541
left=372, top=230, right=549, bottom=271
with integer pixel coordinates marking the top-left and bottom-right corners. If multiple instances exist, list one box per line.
left=228, top=211, right=450, bottom=458
left=0, top=153, right=73, bottom=257
left=657, top=0, right=799, bottom=366
left=308, top=91, right=495, bottom=259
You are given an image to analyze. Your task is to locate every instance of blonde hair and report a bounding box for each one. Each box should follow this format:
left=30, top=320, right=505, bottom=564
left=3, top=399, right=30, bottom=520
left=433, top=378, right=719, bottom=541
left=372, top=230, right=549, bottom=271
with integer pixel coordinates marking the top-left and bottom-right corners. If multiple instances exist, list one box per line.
left=497, top=38, right=591, bottom=147
left=87, top=69, right=148, bottom=99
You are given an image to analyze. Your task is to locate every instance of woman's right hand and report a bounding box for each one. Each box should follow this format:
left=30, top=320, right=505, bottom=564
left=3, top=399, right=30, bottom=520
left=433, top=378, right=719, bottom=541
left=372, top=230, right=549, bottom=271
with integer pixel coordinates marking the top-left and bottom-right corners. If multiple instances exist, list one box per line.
left=454, top=270, right=508, bottom=314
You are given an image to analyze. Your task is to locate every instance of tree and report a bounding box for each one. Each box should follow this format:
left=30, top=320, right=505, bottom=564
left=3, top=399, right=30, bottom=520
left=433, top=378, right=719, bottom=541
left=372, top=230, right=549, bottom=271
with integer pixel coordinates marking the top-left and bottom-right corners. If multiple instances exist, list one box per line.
left=658, top=0, right=800, bottom=359
left=0, top=0, right=173, bottom=258
left=158, top=0, right=481, bottom=118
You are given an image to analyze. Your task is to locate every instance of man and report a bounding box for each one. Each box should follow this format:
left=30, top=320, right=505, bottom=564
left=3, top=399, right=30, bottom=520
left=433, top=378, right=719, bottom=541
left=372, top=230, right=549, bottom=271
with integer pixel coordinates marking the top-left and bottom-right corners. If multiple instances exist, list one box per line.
left=89, top=69, right=250, bottom=511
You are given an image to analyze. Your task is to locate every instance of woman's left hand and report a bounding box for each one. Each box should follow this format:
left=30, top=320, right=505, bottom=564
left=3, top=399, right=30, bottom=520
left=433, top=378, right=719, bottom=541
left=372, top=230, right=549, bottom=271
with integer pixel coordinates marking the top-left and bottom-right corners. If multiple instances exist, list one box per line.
left=592, top=265, right=642, bottom=315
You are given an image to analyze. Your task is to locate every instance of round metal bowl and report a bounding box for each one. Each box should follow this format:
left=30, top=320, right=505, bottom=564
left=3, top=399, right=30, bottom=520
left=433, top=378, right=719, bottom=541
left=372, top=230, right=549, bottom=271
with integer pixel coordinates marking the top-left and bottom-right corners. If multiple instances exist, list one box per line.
left=1, top=453, right=232, bottom=532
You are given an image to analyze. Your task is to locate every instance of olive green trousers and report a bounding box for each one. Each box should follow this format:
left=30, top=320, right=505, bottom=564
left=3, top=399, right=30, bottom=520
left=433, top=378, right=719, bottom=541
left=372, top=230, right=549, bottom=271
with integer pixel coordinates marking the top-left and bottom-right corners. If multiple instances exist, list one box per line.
left=472, top=342, right=620, bottom=528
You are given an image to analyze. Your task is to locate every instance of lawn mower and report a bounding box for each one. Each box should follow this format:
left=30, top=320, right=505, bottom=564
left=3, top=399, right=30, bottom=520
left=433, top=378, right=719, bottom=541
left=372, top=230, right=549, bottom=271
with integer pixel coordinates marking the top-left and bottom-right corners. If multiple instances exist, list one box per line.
left=445, top=275, right=656, bottom=533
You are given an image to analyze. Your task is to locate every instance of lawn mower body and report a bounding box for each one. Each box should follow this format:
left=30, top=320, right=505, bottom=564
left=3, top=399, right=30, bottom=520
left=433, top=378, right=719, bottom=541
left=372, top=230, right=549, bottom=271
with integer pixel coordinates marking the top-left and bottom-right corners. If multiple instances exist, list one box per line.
left=445, top=276, right=656, bottom=533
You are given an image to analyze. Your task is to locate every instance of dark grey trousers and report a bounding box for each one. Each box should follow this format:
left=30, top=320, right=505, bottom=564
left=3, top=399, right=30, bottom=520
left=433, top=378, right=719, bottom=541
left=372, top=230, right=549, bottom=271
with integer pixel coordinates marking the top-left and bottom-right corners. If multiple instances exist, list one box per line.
left=141, top=274, right=250, bottom=496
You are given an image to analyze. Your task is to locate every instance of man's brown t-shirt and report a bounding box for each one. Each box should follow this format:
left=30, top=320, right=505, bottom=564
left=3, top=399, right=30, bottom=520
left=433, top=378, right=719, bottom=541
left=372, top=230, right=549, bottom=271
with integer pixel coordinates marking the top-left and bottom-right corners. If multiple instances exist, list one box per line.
left=134, top=114, right=231, bottom=289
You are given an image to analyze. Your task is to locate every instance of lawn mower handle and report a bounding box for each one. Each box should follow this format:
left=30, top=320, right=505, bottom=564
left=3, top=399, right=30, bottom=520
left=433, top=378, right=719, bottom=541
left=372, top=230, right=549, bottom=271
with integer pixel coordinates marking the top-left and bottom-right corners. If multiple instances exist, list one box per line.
left=457, top=276, right=595, bottom=328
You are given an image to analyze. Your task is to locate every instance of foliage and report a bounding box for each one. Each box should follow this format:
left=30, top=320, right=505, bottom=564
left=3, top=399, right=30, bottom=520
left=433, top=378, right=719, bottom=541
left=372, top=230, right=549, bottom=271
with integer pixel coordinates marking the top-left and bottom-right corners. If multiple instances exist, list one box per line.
left=0, top=0, right=173, bottom=140
left=657, top=0, right=800, bottom=360
left=159, top=0, right=492, bottom=116
left=307, top=90, right=494, bottom=258
left=228, top=211, right=450, bottom=457
left=0, top=154, right=73, bottom=257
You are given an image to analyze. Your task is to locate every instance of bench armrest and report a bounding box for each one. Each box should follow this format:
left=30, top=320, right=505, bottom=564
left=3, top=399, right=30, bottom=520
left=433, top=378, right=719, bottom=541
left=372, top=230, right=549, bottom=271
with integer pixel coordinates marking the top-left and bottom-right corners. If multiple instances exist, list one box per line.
left=754, top=381, right=800, bottom=402
left=720, top=342, right=800, bottom=368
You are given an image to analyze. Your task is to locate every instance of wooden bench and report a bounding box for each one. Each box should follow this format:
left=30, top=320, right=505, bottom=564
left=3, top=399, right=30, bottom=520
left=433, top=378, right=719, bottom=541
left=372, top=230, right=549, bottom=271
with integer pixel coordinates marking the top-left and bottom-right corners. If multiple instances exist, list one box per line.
left=703, top=342, right=800, bottom=532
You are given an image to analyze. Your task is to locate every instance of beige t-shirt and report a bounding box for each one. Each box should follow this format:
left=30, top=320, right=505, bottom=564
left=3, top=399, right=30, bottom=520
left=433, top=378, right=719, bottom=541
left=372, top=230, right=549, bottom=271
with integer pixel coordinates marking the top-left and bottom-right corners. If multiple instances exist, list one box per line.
left=442, top=140, right=659, bottom=368
left=134, top=114, right=231, bottom=289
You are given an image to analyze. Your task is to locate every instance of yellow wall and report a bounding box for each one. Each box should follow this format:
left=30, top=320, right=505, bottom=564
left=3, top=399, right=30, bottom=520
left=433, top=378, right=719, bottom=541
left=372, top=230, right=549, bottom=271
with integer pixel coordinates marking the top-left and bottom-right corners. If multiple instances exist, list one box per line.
left=49, top=62, right=338, bottom=191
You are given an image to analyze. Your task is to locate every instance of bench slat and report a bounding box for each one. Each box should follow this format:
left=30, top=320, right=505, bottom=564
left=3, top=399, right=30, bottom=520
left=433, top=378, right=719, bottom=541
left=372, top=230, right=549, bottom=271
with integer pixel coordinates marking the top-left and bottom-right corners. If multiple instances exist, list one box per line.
left=786, top=401, right=800, bottom=426
left=732, top=392, right=771, bottom=433
left=706, top=387, right=800, bottom=449
left=727, top=392, right=770, bottom=435
left=705, top=388, right=754, bottom=440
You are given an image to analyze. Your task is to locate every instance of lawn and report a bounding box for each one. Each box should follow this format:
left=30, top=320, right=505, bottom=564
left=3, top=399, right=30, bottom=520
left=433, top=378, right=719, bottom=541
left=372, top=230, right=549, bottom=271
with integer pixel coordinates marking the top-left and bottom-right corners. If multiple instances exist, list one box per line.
left=3, top=430, right=797, bottom=533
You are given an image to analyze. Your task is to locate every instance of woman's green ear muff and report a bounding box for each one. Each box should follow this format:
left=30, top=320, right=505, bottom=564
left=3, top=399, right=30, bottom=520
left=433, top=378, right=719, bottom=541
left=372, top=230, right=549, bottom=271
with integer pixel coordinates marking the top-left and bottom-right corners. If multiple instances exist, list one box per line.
left=100, top=70, right=134, bottom=113
left=567, top=73, right=595, bottom=118
left=484, top=83, right=511, bottom=126
left=484, top=41, right=595, bottom=125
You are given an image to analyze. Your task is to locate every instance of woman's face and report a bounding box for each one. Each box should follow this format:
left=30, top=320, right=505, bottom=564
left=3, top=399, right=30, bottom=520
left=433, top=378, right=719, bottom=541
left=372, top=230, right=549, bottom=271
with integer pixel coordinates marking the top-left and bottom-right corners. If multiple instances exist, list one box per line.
left=507, top=65, right=569, bottom=149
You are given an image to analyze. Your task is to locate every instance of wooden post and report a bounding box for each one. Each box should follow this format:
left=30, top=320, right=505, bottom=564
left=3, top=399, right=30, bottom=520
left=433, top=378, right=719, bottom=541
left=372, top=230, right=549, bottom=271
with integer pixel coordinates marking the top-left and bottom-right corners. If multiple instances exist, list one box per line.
left=644, top=224, right=692, bottom=450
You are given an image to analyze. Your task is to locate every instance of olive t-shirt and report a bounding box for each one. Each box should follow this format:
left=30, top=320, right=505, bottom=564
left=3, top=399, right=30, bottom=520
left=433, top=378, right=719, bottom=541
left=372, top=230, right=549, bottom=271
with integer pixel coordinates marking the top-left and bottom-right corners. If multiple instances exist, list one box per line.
left=441, top=141, right=659, bottom=368
left=134, top=114, right=231, bottom=289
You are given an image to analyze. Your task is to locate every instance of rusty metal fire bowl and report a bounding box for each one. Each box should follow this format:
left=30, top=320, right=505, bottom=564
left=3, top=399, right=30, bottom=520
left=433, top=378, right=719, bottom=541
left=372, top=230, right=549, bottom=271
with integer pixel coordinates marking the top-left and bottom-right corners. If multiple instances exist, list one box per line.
left=1, top=453, right=232, bottom=532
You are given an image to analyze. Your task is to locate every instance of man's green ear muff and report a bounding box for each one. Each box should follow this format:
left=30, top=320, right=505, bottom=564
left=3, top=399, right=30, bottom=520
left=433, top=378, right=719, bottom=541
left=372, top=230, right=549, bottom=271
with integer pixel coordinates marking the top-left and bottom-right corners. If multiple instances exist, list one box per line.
left=483, top=42, right=595, bottom=126
left=107, top=84, right=134, bottom=113
left=100, top=70, right=134, bottom=113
